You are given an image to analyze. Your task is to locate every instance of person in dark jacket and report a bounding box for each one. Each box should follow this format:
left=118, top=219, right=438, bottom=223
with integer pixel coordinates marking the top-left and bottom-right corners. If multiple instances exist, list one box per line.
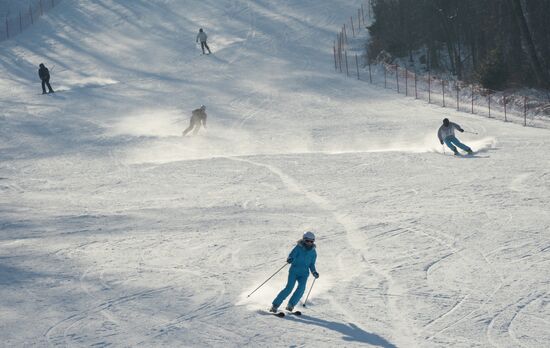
left=196, top=28, right=212, bottom=55
left=270, top=231, right=319, bottom=313
left=182, top=105, right=207, bottom=136
left=38, top=63, right=54, bottom=94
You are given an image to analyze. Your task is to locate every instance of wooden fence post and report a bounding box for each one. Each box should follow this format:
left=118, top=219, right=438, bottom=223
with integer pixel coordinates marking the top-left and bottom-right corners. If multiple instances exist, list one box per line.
left=338, top=34, right=342, bottom=73
left=504, top=96, right=507, bottom=122
left=345, top=50, right=349, bottom=77
left=428, top=71, right=431, bottom=103
left=442, top=80, right=445, bottom=107
left=5, top=16, right=8, bottom=39
left=351, top=17, right=355, bottom=37
left=456, top=83, right=459, bottom=111
left=396, top=65, right=399, bottom=93
left=384, top=65, right=387, bottom=88
left=40, top=0, right=43, bottom=16
left=523, top=96, right=527, bottom=127
left=471, top=85, right=474, bottom=113
left=333, top=42, right=337, bottom=71
left=355, top=53, right=360, bottom=80
left=414, top=72, right=417, bottom=99
left=405, top=68, right=408, bottom=96
left=19, top=11, right=22, bottom=33
left=488, top=92, right=491, bottom=118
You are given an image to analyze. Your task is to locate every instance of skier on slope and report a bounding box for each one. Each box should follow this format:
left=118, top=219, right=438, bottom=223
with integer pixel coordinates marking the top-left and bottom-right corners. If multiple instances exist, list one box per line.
left=196, top=28, right=212, bottom=55
left=270, top=231, right=319, bottom=313
left=437, top=118, right=473, bottom=155
left=182, top=105, right=207, bottom=136
left=38, top=63, right=55, bottom=94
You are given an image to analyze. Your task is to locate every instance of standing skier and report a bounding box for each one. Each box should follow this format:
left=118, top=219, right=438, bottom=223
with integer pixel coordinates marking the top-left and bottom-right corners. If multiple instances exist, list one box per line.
left=38, top=63, right=55, bottom=94
left=196, top=28, right=212, bottom=55
left=438, top=118, right=473, bottom=155
left=270, top=231, right=319, bottom=313
left=183, top=105, right=207, bottom=136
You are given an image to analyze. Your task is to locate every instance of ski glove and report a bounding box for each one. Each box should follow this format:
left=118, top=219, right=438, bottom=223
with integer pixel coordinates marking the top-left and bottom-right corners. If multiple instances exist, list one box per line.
left=312, top=271, right=319, bottom=279
left=287, top=257, right=293, bottom=264
left=459, top=129, right=464, bottom=132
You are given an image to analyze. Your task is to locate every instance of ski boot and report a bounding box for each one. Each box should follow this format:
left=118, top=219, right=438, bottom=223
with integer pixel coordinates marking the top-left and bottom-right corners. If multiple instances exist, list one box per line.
left=269, top=305, right=279, bottom=313
left=285, top=305, right=294, bottom=312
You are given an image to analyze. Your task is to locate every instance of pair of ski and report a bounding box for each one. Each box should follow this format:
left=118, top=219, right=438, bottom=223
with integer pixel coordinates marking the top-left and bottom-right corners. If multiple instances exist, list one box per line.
left=270, top=309, right=302, bottom=318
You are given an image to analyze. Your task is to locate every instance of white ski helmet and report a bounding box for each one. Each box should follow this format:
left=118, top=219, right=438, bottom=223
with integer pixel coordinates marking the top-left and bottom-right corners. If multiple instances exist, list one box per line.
left=303, top=231, right=315, bottom=241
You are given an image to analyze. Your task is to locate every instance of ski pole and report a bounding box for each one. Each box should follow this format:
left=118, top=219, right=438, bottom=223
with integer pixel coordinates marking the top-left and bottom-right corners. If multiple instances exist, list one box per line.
left=247, top=263, right=288, bottom=298
left=464, top=130, right=478, bottom=135
left=303, top=278, right=316, bottom=307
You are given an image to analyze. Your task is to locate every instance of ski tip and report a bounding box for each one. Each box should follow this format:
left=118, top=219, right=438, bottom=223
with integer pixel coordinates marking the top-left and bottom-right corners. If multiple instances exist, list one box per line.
left=275, top=312, right=285, bottom=317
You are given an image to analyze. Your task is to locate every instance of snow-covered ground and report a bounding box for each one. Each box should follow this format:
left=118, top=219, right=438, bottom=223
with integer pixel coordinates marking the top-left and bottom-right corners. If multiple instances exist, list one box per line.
left=1, top=1, right=549, bottom=347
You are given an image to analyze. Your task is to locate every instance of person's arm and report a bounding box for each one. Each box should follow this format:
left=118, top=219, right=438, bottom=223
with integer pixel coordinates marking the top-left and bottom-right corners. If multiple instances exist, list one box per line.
left=452, top=122, right=464, bottom=132
left=202, top=114, right=207, bottom=128
left=309, top=252, right=318, bottom=278
left=287, top=246, right=298, bottom=263
left=437, top=127, right=443, bottom=144
left=196, top=33, right=199, bottom=42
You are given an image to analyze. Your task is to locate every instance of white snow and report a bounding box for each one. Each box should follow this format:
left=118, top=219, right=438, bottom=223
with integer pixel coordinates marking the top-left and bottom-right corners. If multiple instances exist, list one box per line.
left=1, top=0, right=549, bottom=347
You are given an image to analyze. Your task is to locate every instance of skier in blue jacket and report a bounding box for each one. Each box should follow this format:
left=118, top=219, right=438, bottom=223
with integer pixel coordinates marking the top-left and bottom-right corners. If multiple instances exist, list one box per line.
left=270, top=231, right=319, bottom=313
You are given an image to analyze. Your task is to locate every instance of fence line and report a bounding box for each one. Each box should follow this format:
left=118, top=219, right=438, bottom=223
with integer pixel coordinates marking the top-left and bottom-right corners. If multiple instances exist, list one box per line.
left=333, top=1, right=550, bottom=129
left=0, top=0, right=60, bottom=42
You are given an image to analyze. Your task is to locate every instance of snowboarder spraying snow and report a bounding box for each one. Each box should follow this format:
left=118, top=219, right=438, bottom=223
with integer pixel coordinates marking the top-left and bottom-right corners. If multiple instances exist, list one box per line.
left=182, top=105, right=207, bottom=136
left=438, top=118, right=473, bottom=155
left=196, top=28, right=212, bottom=55
left=38, top=63, right=54, bottom=94
left=270, top=231, right=319, bottom=313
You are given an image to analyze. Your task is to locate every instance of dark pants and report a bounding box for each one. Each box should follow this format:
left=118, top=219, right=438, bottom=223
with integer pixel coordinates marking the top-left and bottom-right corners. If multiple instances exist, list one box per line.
left=200, top=41, right=211, bottom=54
left=41, top=78, right=54, bottom=94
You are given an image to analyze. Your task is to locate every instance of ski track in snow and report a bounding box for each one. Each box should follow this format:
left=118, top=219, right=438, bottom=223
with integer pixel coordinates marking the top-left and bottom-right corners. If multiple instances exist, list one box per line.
left=227, top=155, right=417, bottom=345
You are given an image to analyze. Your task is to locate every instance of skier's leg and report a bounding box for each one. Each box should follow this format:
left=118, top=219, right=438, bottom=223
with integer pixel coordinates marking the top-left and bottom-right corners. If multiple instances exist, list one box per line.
left=444, top=137, right=458, bottom=154
left=450, top=137, right=472, bottom=153
left=287, top=274, right=308, bottom=307
left=182, top=121, right=195, bottom=136
left=272, top=273, right=298, bottom=307
left=41, top=80, right=47, bottom=94
left=204, top=42, right=211, bottom=54
left=192, top=123, right=201, bottom=135
left=200, top=42, right=206, bottom=54
left=46, top=79, right=54, bottom=93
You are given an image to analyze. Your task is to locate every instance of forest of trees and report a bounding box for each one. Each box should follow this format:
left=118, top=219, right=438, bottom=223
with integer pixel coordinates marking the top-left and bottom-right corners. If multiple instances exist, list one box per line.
left=367, top=0, right=550, bottom=91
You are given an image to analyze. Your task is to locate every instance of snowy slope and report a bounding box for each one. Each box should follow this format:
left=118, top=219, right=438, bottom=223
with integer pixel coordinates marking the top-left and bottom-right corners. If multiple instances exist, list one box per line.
left=1, top=1, right=549, bottom=347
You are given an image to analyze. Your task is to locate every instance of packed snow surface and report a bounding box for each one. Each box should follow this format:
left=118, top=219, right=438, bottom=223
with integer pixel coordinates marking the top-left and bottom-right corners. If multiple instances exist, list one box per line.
left=1, top=1, right=549, bottom=347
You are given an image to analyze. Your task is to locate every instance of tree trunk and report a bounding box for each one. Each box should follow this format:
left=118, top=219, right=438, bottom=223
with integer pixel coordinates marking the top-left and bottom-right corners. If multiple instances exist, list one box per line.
left=511, top=0, right=549, bottom=87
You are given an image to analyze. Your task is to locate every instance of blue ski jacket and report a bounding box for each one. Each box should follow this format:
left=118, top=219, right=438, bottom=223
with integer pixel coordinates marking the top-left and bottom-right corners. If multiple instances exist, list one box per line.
left=287, top=240, right=317, bottom=276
